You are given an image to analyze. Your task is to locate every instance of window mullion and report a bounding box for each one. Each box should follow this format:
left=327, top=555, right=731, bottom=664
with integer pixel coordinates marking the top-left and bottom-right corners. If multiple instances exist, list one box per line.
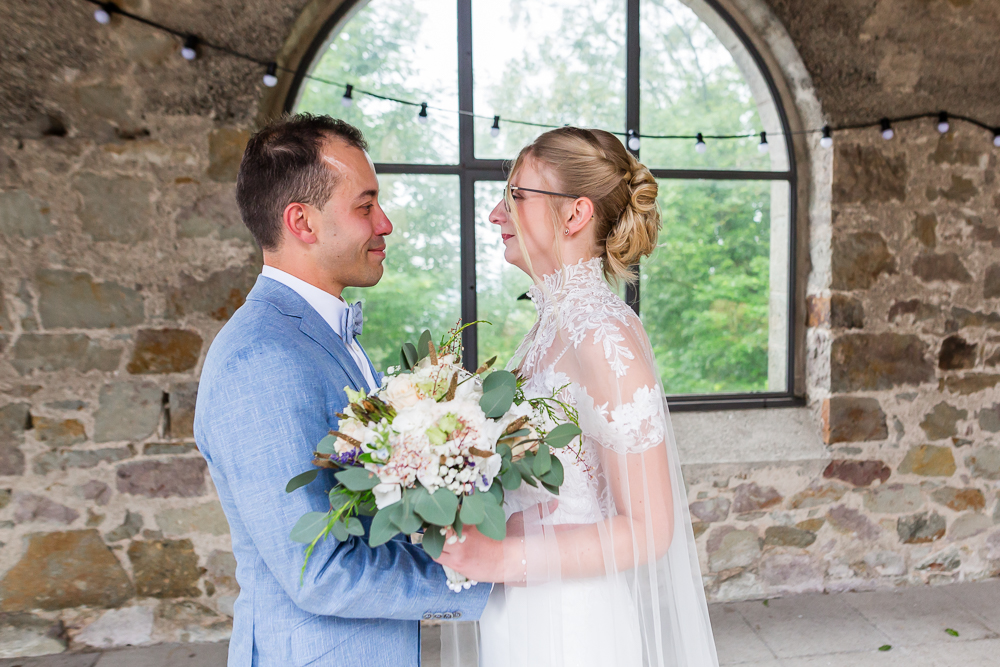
left=625, top=0, right=641, bottom=315
left=457, top=0, right=478, bottom=370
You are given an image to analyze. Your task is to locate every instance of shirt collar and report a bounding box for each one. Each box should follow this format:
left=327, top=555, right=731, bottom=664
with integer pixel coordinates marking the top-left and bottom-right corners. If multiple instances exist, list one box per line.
left=261, top=265, right=347, bottom=336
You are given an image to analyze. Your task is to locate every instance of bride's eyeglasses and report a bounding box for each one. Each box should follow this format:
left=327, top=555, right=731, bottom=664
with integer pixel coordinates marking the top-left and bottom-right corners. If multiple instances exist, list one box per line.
left=503, top=183, right=580, bottom=213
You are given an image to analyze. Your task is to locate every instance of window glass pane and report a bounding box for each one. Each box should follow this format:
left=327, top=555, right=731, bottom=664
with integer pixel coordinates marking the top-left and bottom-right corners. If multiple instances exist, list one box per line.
left=475, top=181, right=536, bottom=369
left=295, top=0, right=458, bottom=164
left=640, top=179, right=789, bottom=394
left=345, top=175, right=461, bottom=371
left=472, top=0, right=627, bottom=159
left=639, top=0, right=788, bottom=171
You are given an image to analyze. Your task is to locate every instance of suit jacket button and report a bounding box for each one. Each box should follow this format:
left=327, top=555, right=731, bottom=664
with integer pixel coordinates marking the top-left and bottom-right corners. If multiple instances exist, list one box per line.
left=433, top=613, right=443, bottom=619
left=422, top=613, right=432, bottom=620
left=453, top=612, right=462, bottom=619
left=442, top=612, right=453, bottom=619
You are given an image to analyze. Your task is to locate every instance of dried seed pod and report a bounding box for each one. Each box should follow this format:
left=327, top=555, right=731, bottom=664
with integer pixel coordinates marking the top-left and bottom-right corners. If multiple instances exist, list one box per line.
left=444, top=372, right=459, bottom=401
left=428, top=340, right=438, bottom=365
left=504, top=415, right=530, bottom=435
left=475, top=356, right=497, bottom=375
left=467, top=446, right=494, bottom=459
left=330, top=430, right=362, bottom=448
left=312, top=457, right=338, bottom=469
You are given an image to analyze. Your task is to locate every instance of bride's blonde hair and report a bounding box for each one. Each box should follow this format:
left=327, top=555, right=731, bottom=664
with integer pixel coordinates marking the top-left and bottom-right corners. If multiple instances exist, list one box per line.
left=505, top=127, right=661, bottom=285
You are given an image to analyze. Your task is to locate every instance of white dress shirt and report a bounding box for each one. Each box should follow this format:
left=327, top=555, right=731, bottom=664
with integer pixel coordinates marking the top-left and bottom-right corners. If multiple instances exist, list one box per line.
left=261, top=266, right=378, bottom=391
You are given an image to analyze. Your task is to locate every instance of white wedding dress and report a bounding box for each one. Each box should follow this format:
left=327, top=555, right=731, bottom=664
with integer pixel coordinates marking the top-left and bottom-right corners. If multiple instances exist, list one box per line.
left=475, top=258, right=718, bottom=667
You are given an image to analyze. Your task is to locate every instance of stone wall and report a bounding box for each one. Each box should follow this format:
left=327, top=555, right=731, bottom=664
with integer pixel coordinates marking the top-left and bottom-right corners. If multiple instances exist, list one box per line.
left=1, top=0, right=999, bottom=658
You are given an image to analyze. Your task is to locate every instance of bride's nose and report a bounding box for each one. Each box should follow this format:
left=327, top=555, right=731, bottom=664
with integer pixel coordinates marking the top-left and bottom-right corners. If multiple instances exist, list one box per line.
left=488, top=200, right=506, bottom=226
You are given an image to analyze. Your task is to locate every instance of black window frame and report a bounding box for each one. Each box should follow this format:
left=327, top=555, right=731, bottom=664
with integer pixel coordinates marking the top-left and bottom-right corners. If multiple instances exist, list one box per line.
left=285, top=0, right=802, bottom=412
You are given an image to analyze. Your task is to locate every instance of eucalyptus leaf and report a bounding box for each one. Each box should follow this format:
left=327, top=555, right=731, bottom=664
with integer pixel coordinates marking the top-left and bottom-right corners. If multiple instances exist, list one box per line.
left=540, top=455, right=565, bottom=487
left=368, top=508, right=401, bottom=547
left=532, top=443, right=552, bottom=476
left=515, top=459, right=538, bottom=487
left=356, top=499, right=377, bottom=516
left=540, top=481, right=560, bottom=495
left=545, top=423, right=582, bottom=449
left=482, top=370, right=517, bottom=394
left=403, top=342, right=418, bottom=369
left=346, top=517, right=366, bottom=536
left=290, top=511, right=330, bottom=544
left=478, top=498, right=507, bottom=540
left=501, top=465, right=522, bottom=490
left=394, top=488, right=424, bottom=534
left=459, top=491, right=486, bottom=525
left=499, top=428, right=530, bottom=441
left=487, top=481, right=504, bottom=505
left=417, top=330, right=433, bottom=361
left=480, top=386, right=514, bottom=419
left=285, top=469, right=319, bottom=493
left=334, top=467, right=380, bottom=491
left=497, top=443, right=512, bottom=460
left=421, top=526, right=446, bottom=558
left=316, top=434, right=338, bottom=455
left=329, top=490, right=351, bottom=510
left=414, top=487, right=459, bottom=526
left=331, top=520, right=349, bottom=541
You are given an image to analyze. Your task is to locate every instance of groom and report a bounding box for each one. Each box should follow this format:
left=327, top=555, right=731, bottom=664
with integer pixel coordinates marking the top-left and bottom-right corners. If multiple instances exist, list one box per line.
left=194, top=114, right=491, bottom=666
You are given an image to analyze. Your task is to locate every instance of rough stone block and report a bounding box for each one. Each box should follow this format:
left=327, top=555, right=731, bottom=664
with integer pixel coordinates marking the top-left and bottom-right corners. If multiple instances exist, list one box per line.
left=831, top=333, right=933, bottom=392
left=176, top=189, right=251, bottom=242
left=708, top=530, right=760, bottom=572
left=938, top=174, right=977, bottom=202
left=207, top=128, right=250, bottom=182
left=822, top=459, right=891, bottom=486
left=913, top=252, right=973, bottom=283
left=826, top=504, right=880, bottom=541
left=920, top=402, right=967, bottom=440
left=985, top=264, right=1000, bottom=299
left=863, top=483, right=924, bottom=514
left=13, top=492, right=79, bottom=525
left=154, top=599, right=232, bottom=643
left=787, top=483, right=846, bottom=509
left=0, top=530, right=134, bottom=611
left=688, top=497, right=730, bottom=523
left=75, top=606, right=153, bottom=650
left=128, top=539, right=202, bottom=598
left=931, top=487, right=985, bottom=512
left=11, top=334, right=122, bottom=375
left=32, top=417, right=86, bottom=448
left=143, top=442, right=197, bottom=455
left=205, top=550, right=238, bottom=593
left=966, top=445, right=1000, bottom=480
left=0, top=612, right=66, bottom=658
left=888, top=299, right=939, bottom=324
left=822, top=397, right=888, bottom=443
left=78, top=480, right=111, bottom=506
left=758, top=553, right=824, bottom=594
left=948, top=512, right=991, bottom=540
left=940, top=373, right=1000, bottom=395
left=0, top=403, right=29, bottom=440
left=168, top=382, right=198, bottom=440
left=829, top=293, right=864, bottom=329
left=806, top=295, right=828, bottom=328
left=73, top=173, right=153, bottom=243
left=831, top=232, right=896, bottom=290
left=105, top=510, right=143, bottom=542
left=155, top=501, right=229, bottom=536
left=978, top=404, right=1000, bottom=433
left=946, top=307, right=1000, bottom=331
left=897, top=511, right=945, bottom=544
left=939, top=335, right=977, bottom=370
left=0, top=190, right=53, bottom=238
left=796, top=518, right=825, bottom=533
left=863, top=550, right=905, bottom=576
left=731, top=482, right=782, bottom=514
left=33, top=446, right=134, bottom=475
left=0, top=490, right=10, bottom=510
left=93, top=382, right=163, bottom=443
left=833, top=144, right=907, bottom=204
left=898, top=445, right=957, bottom=477
left=116, top=458, right=207, bottom=498
left=912, top=212, right=936, bottom=247
left=0, top=446, right=24, bottom=476
left=166, top=265, right=258, bottom=322
left=36, top=270, right=144, bottom=329
left=763, top=526, right=816, bottom=548
left=126, top=329, right=203, bottom=375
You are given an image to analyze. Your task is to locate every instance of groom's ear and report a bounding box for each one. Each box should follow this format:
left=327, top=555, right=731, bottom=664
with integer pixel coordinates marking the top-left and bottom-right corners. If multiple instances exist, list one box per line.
left=282, top=202, right=319, bottom=245
left=565, top=196, right=595, bottom=236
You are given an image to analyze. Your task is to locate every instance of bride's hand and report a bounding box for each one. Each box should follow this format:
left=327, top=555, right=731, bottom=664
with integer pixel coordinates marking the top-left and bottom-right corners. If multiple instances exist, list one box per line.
left=505, top=499, right=560, bottom=537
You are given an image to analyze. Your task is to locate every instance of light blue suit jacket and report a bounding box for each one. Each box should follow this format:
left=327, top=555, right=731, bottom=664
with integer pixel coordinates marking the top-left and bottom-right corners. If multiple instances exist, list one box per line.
left=195, top=276, right=491, bottom=666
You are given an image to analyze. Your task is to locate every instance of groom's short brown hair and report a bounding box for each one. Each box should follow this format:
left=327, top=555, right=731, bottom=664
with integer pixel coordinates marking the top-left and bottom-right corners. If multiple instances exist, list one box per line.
left=236, top=113, right=368, bottom=251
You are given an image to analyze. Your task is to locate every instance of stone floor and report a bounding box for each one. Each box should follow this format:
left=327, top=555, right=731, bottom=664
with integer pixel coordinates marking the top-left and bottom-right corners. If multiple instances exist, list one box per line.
left=1, top=579, right=997, bottom=666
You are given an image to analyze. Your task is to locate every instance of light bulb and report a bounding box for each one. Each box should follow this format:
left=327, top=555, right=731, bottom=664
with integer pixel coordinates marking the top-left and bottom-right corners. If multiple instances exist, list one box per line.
left=757, top=131, right=769, bottom=153
left=262, top=63, right=278, bottom=88
left=627, top=130, right=640, bottom=151
left=879, top=118, right=894, bottom=140
left=341, top=84, right=353, bottom=108
left=820, top=125, right=833, bottom=148
left=994, top=131, right=1000, bottom=148
left=417, top=103, right=428, bottom=124
left=490, top=115, right=500, bottom=138
left=94, top=4, right=113, bottom=24
left=695, top=133, right=707, bottom=154
left=937, top=112, right=949, bottom=134
left=181, top=35, right=198, bottom=61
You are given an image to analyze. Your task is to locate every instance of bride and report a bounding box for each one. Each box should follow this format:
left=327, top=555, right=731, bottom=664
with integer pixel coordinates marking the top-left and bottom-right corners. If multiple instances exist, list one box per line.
left=433, top=127, right=718, bottom=667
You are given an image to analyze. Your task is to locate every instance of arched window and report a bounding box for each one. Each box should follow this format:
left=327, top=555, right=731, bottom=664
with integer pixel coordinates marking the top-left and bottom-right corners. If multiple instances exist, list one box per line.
left=288, top=0, right=797, bottom=409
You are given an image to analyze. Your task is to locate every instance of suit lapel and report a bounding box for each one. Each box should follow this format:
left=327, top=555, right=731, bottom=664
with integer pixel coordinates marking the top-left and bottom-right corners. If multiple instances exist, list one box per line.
left=298, top=308, right=368, bottom=393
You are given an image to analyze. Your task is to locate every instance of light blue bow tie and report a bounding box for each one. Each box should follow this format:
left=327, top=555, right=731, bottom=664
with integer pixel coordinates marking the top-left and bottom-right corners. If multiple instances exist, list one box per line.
left=340, top=301, right=363, bottom=346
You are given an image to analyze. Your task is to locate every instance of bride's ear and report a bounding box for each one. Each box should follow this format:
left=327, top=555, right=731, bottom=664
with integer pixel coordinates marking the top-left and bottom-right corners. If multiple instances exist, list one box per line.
left=564, top=197, right=595, bottom=237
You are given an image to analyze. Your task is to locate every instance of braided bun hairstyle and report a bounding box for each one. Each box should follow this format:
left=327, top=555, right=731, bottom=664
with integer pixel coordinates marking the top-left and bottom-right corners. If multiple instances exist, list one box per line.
left=507, top=127, right=661, bottom=284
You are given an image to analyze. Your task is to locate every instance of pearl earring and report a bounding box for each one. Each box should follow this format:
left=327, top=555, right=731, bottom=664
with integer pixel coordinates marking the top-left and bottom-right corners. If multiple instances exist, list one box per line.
left=563, top=229, right=569, bottom=235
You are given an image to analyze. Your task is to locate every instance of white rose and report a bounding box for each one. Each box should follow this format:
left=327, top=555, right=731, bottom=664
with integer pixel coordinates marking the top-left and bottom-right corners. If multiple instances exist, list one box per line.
left=373, top=482, right=401, bottom=509
left=474, top=454, right=503, bottom=492
left=383, top=375, right=421, bottom=409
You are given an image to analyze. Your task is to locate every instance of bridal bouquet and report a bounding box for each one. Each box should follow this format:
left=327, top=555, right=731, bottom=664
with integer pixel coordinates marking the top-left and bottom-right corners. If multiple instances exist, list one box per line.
left=286, top=324, right=581, bottom=591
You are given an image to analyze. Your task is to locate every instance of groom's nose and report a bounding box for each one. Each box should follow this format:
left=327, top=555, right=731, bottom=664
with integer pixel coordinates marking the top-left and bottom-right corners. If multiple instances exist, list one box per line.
left=373, top=204, right=393, bottom=237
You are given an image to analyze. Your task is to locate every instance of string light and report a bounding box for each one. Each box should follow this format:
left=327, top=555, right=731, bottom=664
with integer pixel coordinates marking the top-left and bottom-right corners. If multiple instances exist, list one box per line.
left=81, top=0, right=1000, bottom=152
left=262, top=62, right=278, bottom=88
left=937, top=112, right=950, bottom=134
left=181, top=35, right=199, bottom=61
left=627, top=129, right=640, bottom=151
left=93, top=2, right=115, bottom=24
left=880, top=118, right=894, bottom=140
left=820, top=125, right=833, bottom=148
